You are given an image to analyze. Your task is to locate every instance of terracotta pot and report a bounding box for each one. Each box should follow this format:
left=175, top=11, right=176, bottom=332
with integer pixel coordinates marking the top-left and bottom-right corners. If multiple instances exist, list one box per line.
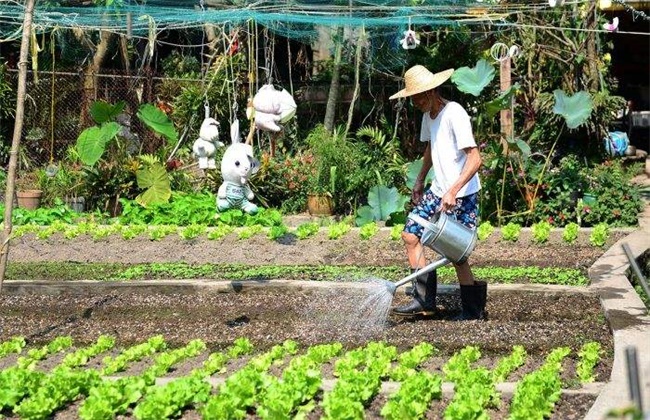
left=307, top=194, right=333, bottom=216
left=16, top=189, right=43, bottom=210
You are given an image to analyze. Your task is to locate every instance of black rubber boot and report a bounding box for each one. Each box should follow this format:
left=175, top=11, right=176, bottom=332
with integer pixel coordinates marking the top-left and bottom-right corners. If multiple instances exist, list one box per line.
left=452, top=281, right=487, bottom=321
left=392, top=269, right=437, bottom=317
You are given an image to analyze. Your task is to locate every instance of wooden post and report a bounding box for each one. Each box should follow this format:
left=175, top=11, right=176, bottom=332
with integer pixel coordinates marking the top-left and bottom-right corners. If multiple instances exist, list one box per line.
left=500, top=55, right=513, bottom=146
left=0, top=0, right=36, bottom=291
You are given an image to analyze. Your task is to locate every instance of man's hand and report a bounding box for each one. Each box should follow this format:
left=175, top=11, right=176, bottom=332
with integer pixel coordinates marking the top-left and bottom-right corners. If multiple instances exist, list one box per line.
left=441, top=190, right=457, bottom=212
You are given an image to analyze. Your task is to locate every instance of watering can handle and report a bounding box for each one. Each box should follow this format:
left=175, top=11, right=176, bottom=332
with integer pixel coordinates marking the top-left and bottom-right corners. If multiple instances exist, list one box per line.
left=408, top=213, right=437, bottom=231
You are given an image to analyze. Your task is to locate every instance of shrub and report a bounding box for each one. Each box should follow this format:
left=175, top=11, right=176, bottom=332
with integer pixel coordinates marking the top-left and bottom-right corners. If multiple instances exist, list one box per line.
left=580, top=161, right=643, bottom=227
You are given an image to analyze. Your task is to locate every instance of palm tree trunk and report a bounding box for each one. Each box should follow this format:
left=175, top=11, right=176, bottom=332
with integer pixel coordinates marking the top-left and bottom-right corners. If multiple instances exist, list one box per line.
left=80, top=30, right=115, bottom=126
left=324, top=27, right=344, bottom=132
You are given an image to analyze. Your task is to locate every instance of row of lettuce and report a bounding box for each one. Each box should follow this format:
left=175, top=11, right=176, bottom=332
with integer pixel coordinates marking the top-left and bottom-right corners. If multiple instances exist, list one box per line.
left=5, top=204, right=614, bottom=247
left=0, top=335, right=602, bottom=420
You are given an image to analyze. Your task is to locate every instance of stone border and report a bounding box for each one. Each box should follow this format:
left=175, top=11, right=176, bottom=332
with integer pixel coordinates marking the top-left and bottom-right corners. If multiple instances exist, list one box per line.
left=585, top=229, right=650, bottom=419
left=1, top=279, right=593, bottom=296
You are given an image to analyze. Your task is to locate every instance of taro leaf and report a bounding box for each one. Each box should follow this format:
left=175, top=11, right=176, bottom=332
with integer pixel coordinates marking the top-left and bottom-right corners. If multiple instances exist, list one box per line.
left=137, top=103, right=178, bottom=145
left=507, top=137, right=531, bottom=157
left=355, top=205, right=375, bottom=226
left=406, top=159, right=435, bottom=190
left=485, top=83, right=520, bottom=118
left=450, top=59, right=495, bottom=97
left=552, top=90, right=593, bottom=129
left=76, top=122, right=121, bottom=166
left=355, top=185, right=408, bottom=226
left=90, top=100, right=125, bottom=124
left=135, top=162, right=172, bottom=207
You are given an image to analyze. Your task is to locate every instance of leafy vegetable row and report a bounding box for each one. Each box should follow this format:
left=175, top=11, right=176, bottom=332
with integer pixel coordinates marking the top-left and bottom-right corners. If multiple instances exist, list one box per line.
left=0, top=336, right=604, bottom=419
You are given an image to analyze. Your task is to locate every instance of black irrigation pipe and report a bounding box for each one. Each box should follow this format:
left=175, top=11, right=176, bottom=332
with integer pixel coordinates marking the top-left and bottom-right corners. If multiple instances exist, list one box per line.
left=622, top=243, right=650, bottom=303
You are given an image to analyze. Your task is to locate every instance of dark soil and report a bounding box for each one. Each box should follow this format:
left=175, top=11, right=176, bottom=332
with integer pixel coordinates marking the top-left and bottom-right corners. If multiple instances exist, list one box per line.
left=0, top=287, right=612, bottom=358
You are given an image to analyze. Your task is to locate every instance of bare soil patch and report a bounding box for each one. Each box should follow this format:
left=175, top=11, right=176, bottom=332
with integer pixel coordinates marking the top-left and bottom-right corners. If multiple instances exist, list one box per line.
left=6, top=228, right=630, bottom=269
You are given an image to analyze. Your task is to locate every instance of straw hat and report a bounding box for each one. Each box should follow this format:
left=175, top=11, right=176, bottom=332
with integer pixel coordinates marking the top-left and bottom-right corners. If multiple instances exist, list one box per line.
left=389, top=66, right=454, bottom=100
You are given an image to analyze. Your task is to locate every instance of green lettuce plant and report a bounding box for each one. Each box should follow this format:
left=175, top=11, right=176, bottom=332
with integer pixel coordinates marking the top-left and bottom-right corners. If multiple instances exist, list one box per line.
left=359, top=222, right=380, bottom=240
left=295, top=222, right=320, bottom=239
left=589, top=223, right=610, bottom=247
left=531, top=221, right=552, bottom=244
left=562, top=222, right=579, bottom=244
left=501, top=222, right=521, bottom=242
left=477, top=221, right=494, bottom=241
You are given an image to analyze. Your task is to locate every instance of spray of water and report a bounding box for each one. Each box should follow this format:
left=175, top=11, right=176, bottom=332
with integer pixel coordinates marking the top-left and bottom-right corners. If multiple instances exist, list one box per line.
left=301, top=275, right=397, bottom=340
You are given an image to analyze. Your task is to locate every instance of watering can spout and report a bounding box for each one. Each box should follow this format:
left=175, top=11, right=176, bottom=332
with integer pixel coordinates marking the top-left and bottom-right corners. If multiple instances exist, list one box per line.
left=385, top=212, right=477, bottom=295
left=387, top=258, right=450, bottom=295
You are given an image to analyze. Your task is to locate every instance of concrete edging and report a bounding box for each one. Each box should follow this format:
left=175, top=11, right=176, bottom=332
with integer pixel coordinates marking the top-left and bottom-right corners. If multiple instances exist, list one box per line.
left=585, top=229, right=650, bottom=419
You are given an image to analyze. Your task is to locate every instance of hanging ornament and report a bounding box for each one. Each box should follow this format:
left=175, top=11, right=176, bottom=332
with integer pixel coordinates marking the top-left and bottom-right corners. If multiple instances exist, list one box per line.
left=603, top=17, right=619, bottom=31
left=399, top=17, right=420, bottom=50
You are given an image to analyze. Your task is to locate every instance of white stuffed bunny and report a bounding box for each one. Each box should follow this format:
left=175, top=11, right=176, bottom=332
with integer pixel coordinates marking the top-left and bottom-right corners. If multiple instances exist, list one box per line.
left=217, top=138, right=260, bottom=215
left=193, top=117, right=224, bottom=169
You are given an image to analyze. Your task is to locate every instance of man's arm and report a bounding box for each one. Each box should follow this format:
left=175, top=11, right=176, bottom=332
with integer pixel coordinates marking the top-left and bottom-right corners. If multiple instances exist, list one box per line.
left=440, top=146, right=481, bottom=212
left=412, top=142, right=433, bottom=204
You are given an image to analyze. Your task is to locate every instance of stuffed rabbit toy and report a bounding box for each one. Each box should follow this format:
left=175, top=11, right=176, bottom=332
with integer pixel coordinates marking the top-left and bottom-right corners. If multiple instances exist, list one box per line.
left=193, top=117, right=224, bottom=169
left=217, top=138, right=260, bottom=215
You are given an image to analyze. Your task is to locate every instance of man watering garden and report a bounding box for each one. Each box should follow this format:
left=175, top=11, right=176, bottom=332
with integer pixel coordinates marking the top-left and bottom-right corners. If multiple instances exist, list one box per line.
left=389, top=65, right=486, bottom=321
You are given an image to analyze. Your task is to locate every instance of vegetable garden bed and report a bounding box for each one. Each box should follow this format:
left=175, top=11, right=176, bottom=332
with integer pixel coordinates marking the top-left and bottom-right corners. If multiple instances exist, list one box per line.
left=0, top=224, right=634, bottom=419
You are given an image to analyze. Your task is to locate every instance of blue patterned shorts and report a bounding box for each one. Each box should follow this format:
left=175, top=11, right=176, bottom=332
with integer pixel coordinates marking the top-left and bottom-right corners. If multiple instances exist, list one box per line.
left=404, top=190, right=480, bottom=238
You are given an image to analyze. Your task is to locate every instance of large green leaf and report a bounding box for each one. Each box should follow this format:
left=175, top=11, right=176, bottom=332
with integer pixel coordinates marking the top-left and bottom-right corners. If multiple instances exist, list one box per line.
left=90, top=101, right=125, bottom=124
left=137, top=104, right=178, bottom=145
left=355, top=185, right=408, bottom=225
left=507, top=137, right=531, bottom=157
left=451, top=59, right=495, bottom=97
left=406, top=159, right=435, bottom=190
left=135, top=162, right=172, bottom=207
left=552, top=90, right=593, bottom=129
left=76, top=122, right=121, bottom=166
left=485, top=83, right=520, bottom=118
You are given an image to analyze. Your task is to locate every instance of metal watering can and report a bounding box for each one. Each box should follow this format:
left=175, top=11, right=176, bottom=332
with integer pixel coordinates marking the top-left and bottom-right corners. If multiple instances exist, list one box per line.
left=385, top=212, right=477, bottom=295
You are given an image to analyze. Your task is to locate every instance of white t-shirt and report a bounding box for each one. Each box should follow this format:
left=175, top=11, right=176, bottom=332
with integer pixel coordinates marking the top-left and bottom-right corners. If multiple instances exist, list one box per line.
left=420, top=101, right=481, bottom=198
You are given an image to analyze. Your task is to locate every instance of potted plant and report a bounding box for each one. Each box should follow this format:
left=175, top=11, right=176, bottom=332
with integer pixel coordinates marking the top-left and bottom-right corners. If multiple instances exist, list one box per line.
left=15, top=169, right=44, bottom=210
left=41, top=162, right=87, bottom=212
left=307, top=165, right=336, bottom=216
left=305, top=125, right=347, bottom=216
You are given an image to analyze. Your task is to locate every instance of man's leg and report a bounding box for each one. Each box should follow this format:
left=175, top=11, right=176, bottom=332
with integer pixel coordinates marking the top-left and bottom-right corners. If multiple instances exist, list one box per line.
left=454, top=261, right=475, bottom=286
left=392, top=232, right=438, bottom=317
left=451, top=193, right=486, bottom=320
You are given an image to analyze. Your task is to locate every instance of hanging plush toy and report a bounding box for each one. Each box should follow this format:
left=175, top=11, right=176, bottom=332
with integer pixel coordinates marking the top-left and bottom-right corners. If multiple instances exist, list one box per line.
left=251, top=84, right=297, bottom=132
left=192, top=117, right=224, bottom=169
left=217, top=137, right=260, bottom=215
left=399, top=17, right=420, bottom=50
left=399, top=29, right=420, bottom=50
left=603, top=17, right=619, bottom=32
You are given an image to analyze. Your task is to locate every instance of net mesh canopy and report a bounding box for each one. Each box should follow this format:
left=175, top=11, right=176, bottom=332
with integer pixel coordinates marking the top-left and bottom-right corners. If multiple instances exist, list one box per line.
left=0, top=0, right=522, bottom=41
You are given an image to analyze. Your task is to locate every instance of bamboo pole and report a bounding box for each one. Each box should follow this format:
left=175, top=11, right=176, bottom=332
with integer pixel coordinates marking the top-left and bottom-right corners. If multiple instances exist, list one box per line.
left=0, top=0, right=36, bottom=292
